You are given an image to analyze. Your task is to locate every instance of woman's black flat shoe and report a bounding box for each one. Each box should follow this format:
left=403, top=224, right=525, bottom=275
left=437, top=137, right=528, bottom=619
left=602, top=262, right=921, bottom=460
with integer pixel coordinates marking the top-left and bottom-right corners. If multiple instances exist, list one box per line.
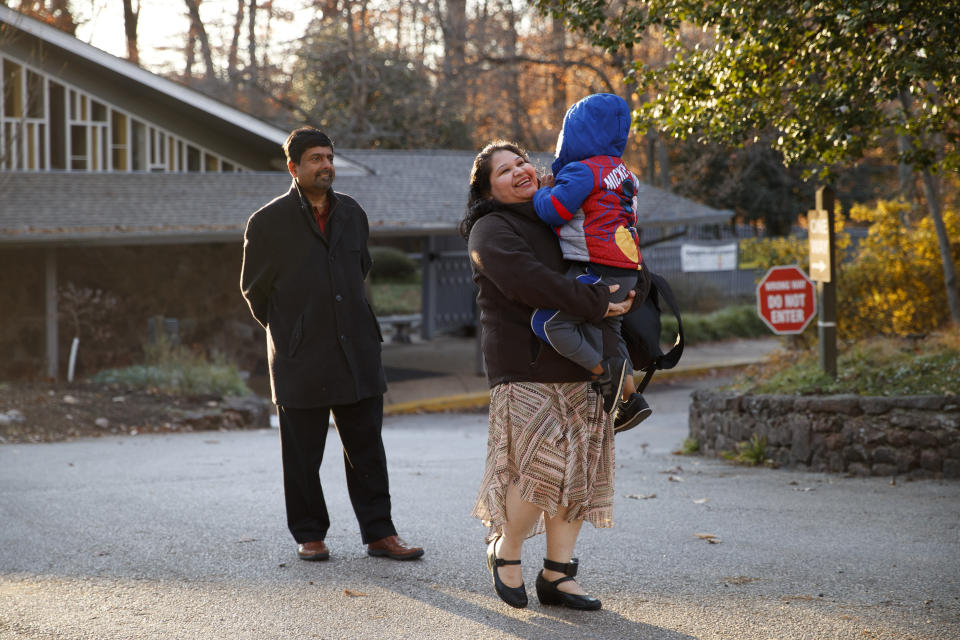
left=486, top=536, right=527, bottom=608
left=535, top=558, right=602, bottom=610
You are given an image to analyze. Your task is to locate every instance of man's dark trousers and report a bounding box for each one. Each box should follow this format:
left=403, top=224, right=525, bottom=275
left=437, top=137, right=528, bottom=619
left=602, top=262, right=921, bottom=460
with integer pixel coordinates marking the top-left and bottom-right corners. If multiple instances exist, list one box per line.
left=277, top=395, right=397, bottom=545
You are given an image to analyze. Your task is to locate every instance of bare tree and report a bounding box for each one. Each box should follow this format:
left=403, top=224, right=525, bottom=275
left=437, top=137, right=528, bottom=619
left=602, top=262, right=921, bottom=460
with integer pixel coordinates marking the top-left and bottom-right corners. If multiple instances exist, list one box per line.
left=226, top=0, right=244, bottom=83
left=121, top=0, right=139, bottom=64
left=439, top=0, right=466, bottom=106
left=246, top=0, right=258, bottom=102
left=183, top=0, right=216, bottom=82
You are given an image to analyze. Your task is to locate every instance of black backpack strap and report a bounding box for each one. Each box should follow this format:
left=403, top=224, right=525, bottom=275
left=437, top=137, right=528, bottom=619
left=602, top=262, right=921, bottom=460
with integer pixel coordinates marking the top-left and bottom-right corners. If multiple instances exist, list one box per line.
left=636, top=272, right=684, bottom=393
left=650, top=272, right=684, bottom=369
left=636, top=367, right=657, bottom=393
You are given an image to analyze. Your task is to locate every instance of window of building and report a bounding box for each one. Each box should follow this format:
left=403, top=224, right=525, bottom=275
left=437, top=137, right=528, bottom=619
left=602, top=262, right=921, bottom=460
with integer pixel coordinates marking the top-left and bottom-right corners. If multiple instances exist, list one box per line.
left=0, top=52, right=249, bottom=173
left=111, top=110, right=127, bottom=171
left=70, top=124, right=87, bottom=170
left=49, top=81, right=66, bottom=169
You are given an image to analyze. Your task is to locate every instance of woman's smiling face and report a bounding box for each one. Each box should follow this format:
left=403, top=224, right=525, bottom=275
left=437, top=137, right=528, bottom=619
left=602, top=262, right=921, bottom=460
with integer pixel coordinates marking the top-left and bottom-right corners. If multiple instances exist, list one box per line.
left=487, top=150, right=538, bottom=203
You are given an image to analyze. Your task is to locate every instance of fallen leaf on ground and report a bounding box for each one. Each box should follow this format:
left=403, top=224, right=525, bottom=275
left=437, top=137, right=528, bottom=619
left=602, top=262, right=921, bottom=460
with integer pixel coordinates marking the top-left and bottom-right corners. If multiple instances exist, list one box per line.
left=625, top=493, right=657, bottom=500
left=781, top=594, right=814, bottom=602
left=344, top=589, right=368, bottom=597
left=694, top=533, right=720, bottom=544
left=667, top=475, right=684, bottom=482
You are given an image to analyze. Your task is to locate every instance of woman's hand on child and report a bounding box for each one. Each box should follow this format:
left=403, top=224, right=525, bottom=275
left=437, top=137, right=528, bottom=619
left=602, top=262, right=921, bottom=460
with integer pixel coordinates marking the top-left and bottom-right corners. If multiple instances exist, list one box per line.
left=604, top=285, right=635, bottom=317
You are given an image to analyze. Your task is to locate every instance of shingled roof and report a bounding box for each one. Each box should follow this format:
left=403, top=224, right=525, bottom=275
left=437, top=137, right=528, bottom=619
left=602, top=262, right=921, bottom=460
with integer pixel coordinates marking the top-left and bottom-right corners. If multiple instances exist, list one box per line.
left=0, top=150, right=732, bottom=246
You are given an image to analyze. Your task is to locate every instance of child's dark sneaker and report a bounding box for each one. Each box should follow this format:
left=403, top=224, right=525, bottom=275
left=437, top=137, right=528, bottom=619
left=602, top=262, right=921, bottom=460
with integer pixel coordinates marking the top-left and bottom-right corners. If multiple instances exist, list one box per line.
left=614, top=393, right=652, bottom=433
left=594, top=356, right=627, bottom=421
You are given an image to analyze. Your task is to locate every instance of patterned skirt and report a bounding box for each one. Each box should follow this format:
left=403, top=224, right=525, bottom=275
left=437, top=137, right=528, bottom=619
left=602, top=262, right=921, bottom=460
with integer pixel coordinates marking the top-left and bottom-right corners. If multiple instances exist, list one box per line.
left=471, top=381, right=615, bottom=540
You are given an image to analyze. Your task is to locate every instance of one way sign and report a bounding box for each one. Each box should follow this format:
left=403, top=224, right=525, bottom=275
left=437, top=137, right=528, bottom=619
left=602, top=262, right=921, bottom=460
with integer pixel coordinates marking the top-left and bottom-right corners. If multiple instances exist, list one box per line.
left=808, top=208, right=832, bottom=282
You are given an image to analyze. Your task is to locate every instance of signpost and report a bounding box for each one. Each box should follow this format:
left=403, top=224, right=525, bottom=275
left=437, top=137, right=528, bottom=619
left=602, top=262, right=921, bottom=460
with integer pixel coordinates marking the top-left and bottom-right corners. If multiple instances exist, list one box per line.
left=809, top=187, right=837, bottom=378
left=756, top=266, right=817, bottom=335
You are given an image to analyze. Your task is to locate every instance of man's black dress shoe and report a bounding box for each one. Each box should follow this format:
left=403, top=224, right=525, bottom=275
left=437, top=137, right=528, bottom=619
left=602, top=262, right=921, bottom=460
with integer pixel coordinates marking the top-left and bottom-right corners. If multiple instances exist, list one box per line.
left=486, top=536, right=527, bottom=608
left=535, top=558, right=602, bottom=610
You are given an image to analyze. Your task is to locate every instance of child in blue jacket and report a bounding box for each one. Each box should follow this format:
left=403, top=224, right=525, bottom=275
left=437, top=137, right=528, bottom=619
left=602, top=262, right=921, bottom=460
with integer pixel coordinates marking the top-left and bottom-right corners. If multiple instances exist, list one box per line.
left=531, top=93, right=650, bottom=432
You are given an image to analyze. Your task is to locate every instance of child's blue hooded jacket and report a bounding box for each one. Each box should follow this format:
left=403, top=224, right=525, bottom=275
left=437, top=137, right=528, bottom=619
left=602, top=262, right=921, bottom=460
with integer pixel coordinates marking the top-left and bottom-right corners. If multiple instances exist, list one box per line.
left=533, top=93, right=641, bottom=270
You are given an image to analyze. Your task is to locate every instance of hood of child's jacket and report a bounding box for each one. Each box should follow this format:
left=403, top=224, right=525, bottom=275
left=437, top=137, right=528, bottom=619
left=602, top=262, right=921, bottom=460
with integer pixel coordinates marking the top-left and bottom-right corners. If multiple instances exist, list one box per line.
left=552, top=93, right=631, bottom=176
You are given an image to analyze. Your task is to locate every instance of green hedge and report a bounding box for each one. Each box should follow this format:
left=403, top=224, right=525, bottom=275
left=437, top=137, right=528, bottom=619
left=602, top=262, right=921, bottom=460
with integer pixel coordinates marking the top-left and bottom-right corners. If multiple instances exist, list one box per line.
left=91, top=341, right=250, bottom=396
left=661, top=304, right=770, bottom=345
left=369, top=247, right=418, bottom=283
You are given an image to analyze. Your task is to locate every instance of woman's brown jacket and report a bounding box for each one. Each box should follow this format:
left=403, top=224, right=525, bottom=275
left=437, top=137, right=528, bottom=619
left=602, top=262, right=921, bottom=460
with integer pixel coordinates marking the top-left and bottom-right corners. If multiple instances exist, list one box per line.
left=468, top=200, right=619, bottom=387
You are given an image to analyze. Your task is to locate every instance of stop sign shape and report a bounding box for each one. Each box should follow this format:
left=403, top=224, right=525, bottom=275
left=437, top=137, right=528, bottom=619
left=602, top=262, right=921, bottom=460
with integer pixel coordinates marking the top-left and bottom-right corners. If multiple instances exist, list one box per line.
left=756, top=265, right=817, bottom=334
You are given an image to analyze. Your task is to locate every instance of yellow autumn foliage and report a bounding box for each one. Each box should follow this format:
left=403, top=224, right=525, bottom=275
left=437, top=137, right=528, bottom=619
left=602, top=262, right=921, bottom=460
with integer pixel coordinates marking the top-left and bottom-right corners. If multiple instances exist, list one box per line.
left=838, top=200, right=960, bottom=339
left=738, top=208, right=850, bottom=273
left=737, top=200, right=958, bottom=340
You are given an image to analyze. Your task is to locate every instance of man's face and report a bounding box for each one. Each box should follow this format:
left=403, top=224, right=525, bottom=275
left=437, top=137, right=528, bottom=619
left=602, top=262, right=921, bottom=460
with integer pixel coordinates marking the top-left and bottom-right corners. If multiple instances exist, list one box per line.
left=288, top=145, right=335, bottom=196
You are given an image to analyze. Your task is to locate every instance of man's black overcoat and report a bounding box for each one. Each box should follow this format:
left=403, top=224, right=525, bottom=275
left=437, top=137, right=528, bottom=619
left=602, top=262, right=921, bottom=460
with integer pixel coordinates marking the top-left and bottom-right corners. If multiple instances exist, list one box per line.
left=241, top=181, right=387, bottom=408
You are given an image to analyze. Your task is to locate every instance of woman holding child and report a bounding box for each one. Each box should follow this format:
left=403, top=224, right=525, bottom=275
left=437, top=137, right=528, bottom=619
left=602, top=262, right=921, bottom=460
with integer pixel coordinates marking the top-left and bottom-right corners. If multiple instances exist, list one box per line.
left=461, top=130, right=647, bottom=610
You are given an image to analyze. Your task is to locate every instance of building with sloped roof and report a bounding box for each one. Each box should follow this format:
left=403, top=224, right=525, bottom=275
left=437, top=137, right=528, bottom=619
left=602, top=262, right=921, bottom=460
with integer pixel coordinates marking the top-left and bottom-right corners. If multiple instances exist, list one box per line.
left=0, top=6, right=732, bottom=380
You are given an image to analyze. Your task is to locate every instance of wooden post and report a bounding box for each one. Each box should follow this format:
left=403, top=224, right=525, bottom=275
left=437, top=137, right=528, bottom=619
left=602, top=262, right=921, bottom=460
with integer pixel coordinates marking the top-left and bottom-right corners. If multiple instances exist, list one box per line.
left=45, top=248, right=59, bottom=379
left=420, top=235, right=437, bottom=340
left=814, top=187, right=837, bottom=378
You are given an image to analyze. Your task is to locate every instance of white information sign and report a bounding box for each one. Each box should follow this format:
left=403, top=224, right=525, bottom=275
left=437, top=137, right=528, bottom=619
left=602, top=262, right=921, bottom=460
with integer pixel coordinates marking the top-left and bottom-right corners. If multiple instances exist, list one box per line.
left=680, top=243, right=738, bottom=272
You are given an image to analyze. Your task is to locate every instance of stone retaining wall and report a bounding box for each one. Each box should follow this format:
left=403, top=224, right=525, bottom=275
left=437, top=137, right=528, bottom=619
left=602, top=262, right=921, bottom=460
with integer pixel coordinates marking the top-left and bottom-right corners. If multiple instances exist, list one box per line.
left=689, top=391, right=960, bottom=478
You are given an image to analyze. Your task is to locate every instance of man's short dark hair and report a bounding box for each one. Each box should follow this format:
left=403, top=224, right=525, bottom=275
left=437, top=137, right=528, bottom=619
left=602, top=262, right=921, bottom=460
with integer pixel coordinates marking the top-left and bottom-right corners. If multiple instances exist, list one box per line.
left=283, top=127, right=334, bottom=165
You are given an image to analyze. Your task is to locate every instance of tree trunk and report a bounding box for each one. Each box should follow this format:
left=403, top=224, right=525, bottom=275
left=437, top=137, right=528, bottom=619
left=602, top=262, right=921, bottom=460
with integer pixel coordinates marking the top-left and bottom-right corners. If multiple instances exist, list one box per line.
left=185, top=22, right=197, bottom=79
left=344, top=0, right=370, bottom=142
left=502, top=3, right=523, bottom=143
left=897, top=135, right=917, bottom=204
left=122, top=0, right=139, bottom=64
left=551, top=16, right=566, bottom=131
left=442, top=0, right=466, bottom=107
left=49, top=0, right=77, bottom=35
left=247, top=0, right=258, bottom=107
left=183, top=0, right=216, bottom=82
left=645, top=132, right=656, bottom=184
left=318, top=0, right=339, bottom=23
left=227, top=0, right=245, bottom=83
left=920, top=170, right=960, bottom=325
left=657, top=133, right=671, bottom=188
left=901, top=91, right=960, bottom=325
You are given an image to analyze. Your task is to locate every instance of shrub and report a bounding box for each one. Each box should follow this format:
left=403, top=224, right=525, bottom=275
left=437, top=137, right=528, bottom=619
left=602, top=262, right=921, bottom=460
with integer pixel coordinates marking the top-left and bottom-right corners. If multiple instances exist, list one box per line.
left=370, top=282, right=421, bottom=315
left=721, top=434, right=769, bottom=466
left=91, top=338, right=250, bottom=397
left=674, top=437, right=700, bottom=455
left=728, top=328, right=960, bottom=396
left=738, top=208, right=851, bottom=275
left=661, top=304, right=770, bottom=345
left=837, top=200, right=960, bottom=339
left=369, top=247, right=418, bottom=283
left=670, top=278, right=738, bottom=314
left=739, top=235, right=810, bottom=272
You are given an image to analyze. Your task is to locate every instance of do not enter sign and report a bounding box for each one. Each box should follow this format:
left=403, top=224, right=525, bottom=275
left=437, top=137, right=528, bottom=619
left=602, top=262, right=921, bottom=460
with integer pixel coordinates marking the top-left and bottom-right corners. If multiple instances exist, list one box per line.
left=757, top=265, right=817, bottom=334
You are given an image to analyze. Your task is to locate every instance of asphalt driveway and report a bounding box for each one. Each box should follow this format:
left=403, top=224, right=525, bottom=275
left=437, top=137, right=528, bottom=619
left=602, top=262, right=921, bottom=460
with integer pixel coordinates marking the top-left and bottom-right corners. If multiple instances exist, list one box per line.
left=1, top=378, right=958, bottom=639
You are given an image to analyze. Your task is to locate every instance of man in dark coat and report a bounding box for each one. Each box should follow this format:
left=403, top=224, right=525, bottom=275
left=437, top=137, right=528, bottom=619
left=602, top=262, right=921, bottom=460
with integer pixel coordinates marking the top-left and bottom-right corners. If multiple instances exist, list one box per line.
left=241, top=127, right=423, bottom=562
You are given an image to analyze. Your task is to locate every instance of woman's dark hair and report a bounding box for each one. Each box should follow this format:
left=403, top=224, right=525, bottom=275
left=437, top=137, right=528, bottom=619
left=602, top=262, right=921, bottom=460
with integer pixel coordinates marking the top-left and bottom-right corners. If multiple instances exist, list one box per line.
left=458, top=140, right=529, bottom=240
left=283, top=127, right=334, bottom=165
